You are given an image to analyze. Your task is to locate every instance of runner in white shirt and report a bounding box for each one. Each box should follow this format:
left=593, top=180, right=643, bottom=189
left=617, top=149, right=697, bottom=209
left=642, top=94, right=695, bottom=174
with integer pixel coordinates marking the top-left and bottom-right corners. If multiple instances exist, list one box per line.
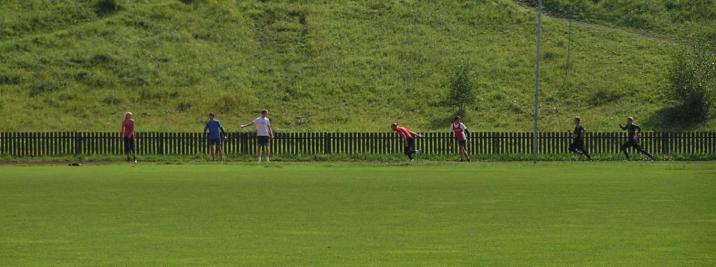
left=241, top=109, right=274, bottom=162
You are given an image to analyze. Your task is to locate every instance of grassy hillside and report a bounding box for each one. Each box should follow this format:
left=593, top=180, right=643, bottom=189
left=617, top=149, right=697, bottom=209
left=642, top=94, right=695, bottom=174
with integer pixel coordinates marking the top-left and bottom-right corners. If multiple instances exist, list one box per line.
left=0, top=0, right=713, bottom=132
left=521, top=0, right=716, bottom=45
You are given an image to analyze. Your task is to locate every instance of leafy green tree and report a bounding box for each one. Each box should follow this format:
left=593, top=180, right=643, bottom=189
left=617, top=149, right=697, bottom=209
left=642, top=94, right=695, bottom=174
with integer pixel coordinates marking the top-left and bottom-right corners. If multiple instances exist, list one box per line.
left=445, top=66, right=476, bottom=114
left=667, top=45, right=715, bottom=123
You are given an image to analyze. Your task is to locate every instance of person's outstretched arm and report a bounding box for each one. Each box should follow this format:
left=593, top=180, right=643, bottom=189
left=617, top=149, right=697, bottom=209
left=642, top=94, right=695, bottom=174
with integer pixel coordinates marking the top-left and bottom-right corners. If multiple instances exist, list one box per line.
left=240, top=121, right=255, bottom=128
left=411, top=131, right=423, bottom=138
left=619, top=124, right=626, bottom=130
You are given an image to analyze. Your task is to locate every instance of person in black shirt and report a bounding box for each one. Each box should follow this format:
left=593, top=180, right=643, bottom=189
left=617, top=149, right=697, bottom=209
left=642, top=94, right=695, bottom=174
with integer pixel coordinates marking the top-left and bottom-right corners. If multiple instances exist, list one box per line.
left=568, top=116, right=591, bottom=160
left=619, top=117, right=655, bottom=160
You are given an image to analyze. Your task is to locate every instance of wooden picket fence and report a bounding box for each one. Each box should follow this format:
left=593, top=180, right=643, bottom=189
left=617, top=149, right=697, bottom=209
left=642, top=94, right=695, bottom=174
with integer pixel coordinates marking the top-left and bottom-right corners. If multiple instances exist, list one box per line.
left=0, top=131, right=714, bottom=157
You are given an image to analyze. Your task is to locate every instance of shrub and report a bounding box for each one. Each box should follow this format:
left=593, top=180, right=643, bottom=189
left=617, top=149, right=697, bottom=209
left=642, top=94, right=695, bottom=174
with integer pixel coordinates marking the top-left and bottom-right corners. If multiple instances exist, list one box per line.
left=177, top=101, right=192, bottom=112
left=95, top=0, right=121, bottom=16
left=443, top=65, right=476, bottom=114
left=139, top=88, right=165, bottom=102
left=0, top=74, right=20, bottom=85
left=588, top=89, right=623, bottom=106
left=102, top=95, right=123, bottom=105
left=543, top=51, right=559, bottom=61
left=666, top=45, right=715, bottom=123
left=29, top=80, right=60, bottom=96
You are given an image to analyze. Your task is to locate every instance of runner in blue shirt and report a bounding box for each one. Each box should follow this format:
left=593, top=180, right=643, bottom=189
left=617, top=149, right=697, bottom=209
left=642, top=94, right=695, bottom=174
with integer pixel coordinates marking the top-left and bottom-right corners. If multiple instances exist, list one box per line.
left=204, top=112, right=226, bottom=161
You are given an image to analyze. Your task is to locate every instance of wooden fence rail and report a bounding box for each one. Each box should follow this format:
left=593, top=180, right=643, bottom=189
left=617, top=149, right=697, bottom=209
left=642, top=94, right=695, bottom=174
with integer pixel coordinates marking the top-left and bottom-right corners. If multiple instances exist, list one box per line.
left=0, top=132, right=714, bottom=157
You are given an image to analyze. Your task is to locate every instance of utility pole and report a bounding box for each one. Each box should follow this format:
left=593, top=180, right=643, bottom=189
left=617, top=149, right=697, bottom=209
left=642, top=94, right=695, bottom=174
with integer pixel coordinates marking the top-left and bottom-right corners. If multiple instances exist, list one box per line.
left=564, top=19, right=572, bottom=90
left=532, top=0, right=543, bottom=164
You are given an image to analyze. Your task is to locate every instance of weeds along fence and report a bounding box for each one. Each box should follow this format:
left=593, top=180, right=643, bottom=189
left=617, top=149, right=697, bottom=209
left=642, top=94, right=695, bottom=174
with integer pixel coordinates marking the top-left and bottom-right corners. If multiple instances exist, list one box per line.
left=0, top=131, right=714, bottom=158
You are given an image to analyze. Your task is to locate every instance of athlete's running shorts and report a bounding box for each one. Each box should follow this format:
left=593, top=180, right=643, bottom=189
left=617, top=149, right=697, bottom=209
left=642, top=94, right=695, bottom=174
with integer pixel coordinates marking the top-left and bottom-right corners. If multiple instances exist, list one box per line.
left=208, top=138, right=222, bottom=146
left=257, top=136, right=270, bottom=146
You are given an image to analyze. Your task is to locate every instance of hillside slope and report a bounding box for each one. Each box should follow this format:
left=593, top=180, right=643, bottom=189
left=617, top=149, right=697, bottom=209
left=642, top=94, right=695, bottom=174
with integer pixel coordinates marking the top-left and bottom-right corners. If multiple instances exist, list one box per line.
left=0, top=0, right=713, bottom=131
left=520, top=0, right=716, bottom=45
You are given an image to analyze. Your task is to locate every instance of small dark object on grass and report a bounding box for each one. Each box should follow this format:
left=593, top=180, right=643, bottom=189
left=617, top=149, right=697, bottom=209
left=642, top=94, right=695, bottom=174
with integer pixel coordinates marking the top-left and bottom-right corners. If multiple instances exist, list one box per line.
left=68, top=162, right=81, bottom=166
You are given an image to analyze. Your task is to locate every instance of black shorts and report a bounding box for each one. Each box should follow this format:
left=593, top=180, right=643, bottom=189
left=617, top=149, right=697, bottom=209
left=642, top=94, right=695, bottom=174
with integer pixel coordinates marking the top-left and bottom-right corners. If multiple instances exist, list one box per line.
left=257, top=136, right=270, bottom=146
left=621, top=139, right=643, bottom=150
left=569, top=140, right=585, bottom=151
left=123, top=137, right=135, bottom=153
left=404, top=137, right=415, bottom=154
left=457, top=139, right=466, bottom=147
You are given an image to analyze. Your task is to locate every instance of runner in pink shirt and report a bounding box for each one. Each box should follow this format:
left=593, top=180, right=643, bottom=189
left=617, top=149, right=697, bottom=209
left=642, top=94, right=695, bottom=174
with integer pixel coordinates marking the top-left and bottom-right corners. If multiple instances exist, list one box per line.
left=121, top=112, right=136, bottom=163
left=451, top=116, right=470, bottom=162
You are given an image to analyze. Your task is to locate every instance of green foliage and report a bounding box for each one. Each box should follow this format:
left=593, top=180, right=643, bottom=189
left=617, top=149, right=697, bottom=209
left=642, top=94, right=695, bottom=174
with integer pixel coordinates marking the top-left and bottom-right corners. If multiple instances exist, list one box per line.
left=102, top=95, right=123, bottom=106
left=444, top=65, right=476, bottom=114
left=176, top=101, right=192, bottom=112
left=667, top=45, right=715, bottom=123
left=588, top=88, right=624, bottom=106
left=95, top=0, right=122, bottom=16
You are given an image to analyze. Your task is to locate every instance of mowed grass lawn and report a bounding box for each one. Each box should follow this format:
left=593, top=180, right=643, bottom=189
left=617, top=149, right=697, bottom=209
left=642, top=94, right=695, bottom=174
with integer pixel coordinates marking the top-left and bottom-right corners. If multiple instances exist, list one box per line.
left=0, top=162, right=714, bottom=266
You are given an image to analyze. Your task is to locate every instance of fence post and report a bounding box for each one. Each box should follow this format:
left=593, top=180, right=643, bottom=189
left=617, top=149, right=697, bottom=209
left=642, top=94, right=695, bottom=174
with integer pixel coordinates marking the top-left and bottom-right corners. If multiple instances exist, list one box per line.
left=74, top=132, right=82, bottom=157
left=158, top=132, right=165, bottom=155
left=324, top=133, right=332, bottom=154
left=237, top=132, right=244, bottom=155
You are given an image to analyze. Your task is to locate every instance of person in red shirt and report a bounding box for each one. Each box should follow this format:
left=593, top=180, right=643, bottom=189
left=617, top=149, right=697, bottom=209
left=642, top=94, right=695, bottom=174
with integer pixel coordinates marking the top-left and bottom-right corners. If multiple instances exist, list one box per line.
left=391, top=123, right=422, bottom=161
left=451, top=116, right=470, bottom=162
left=121, top=112, right=136, bottom=163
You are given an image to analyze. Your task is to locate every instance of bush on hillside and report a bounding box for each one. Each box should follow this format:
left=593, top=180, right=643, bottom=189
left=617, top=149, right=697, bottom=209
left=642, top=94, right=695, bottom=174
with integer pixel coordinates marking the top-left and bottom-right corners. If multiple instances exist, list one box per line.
left=666, top=45, right=715, bottom=123
left=588, top=88, right=623, bottom=106
left=29, top=82, right=59, bottom=96
left=443, top=65, right=476, bottom=114
left=0, top=73, right=21, bottom=85
left=102, top=95, right=123, bottom=106
left=95, top=0, right=121, bottom=16
left=177, top=101, right=192, bottom=112
left=29, top=73, right=63, bottom=96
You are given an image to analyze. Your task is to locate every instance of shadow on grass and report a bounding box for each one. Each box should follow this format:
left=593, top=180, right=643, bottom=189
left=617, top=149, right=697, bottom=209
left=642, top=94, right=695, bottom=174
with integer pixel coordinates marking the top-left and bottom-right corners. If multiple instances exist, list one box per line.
left=643, top=105, right=705, bottom=130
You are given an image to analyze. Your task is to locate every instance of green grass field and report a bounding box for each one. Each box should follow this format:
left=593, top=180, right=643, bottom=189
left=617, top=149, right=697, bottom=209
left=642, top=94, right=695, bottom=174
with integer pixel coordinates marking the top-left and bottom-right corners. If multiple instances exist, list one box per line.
left=1, top=162, right=714, bottom=266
